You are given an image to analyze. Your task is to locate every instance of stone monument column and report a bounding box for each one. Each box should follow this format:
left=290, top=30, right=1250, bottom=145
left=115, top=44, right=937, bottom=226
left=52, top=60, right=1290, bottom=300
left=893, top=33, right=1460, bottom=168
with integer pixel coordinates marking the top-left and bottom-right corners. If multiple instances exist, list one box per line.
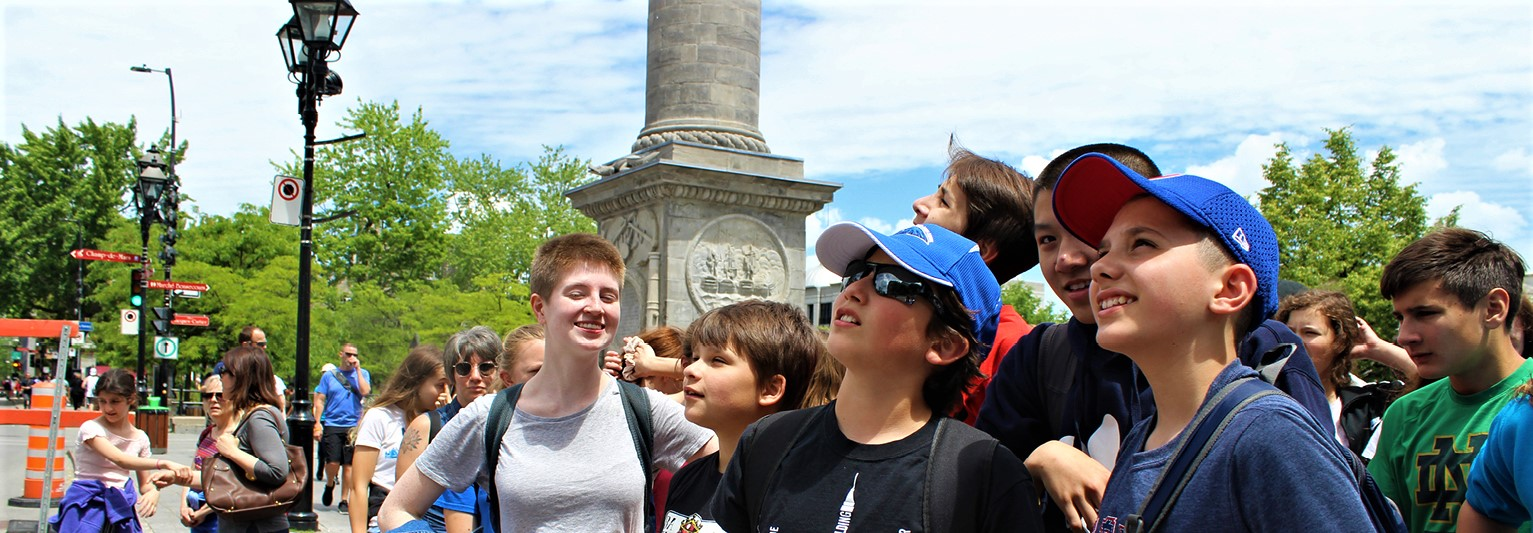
left=569, top=0, right=839, bottom=339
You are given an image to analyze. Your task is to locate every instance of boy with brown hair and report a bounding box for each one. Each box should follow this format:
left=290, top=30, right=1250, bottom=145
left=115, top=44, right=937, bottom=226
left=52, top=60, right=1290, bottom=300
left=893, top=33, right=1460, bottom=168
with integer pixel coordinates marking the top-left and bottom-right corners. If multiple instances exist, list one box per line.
left=660, top=299, right=823, bottom=533
left=911, top=140, right=1039, bottom=423
left=1050, top=153, right=1377, bottom=532
left=1368, top=227, right=1532, bottom=532
left=381, top=233, right=717, bottom=533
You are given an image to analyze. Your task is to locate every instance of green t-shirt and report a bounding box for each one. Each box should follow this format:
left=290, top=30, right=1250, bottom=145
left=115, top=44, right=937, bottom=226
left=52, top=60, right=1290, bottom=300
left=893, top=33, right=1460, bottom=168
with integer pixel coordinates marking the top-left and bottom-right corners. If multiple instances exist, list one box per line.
left=1368, top=358, right=1533, bottom=532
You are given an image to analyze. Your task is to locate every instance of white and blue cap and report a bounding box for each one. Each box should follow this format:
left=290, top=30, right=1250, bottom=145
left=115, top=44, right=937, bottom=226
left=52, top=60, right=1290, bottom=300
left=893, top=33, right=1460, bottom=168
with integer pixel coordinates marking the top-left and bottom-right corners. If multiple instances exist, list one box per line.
left=1051, top=152, right=1281, bottom=322
left=815, top=222, right=1003, bottom=347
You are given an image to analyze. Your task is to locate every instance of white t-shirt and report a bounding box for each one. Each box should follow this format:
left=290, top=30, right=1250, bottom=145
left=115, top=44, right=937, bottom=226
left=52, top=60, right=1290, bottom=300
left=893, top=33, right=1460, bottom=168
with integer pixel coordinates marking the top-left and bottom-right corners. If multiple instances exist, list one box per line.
left=354, top=405, right=408, bottom=491
left=75, top=418, right=150, bottom=488
left=416, top=376, right=714, bottom=533
left=83, top=375, right=99, bottom=399
left=274, top=376, right=288, bottom=396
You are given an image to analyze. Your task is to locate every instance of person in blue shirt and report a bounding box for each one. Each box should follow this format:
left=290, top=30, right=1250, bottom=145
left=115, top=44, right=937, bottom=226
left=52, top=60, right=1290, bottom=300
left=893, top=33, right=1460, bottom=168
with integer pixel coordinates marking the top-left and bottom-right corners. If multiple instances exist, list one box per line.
left=314, top=343, right=372, bottom=513
left=1049, top=152, right=1373, bottom=532
left=1462, top=377, right=1533, bottom=532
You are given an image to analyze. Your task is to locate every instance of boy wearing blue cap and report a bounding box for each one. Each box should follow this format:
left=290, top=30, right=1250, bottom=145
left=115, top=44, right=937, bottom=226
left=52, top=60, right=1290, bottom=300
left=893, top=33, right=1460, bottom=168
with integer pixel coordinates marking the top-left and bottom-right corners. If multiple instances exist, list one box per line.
left=708, top=223, right=1041, bottom=532
left=1051, top=154, right=1376, bottom=532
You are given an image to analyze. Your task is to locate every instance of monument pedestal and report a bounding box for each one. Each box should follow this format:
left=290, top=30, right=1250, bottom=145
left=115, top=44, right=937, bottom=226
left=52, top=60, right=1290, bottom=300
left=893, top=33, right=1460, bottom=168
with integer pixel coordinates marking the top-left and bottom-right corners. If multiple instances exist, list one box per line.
left=569, top=142, right=837, bottom=337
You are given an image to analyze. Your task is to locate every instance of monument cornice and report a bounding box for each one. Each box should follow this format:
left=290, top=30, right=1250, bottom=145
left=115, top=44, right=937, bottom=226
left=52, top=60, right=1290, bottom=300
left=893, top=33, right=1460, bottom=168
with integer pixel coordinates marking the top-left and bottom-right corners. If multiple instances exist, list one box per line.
left=569, top=169, right=837, bottom=219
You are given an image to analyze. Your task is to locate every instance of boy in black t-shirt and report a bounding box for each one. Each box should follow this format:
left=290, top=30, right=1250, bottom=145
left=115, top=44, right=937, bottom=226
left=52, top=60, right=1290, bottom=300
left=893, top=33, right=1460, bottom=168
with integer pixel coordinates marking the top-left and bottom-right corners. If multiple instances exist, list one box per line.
left=710, top=223, right=1042, bottom=533
left=660, top=300, right=823, bottom=533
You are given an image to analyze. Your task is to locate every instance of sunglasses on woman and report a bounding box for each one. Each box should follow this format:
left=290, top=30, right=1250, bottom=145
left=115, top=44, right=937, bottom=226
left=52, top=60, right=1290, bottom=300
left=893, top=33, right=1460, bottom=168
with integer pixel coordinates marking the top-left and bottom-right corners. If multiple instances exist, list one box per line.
left=843, top=259, right=943, bottom=310
left=454, top=361, right=497, bottom=376
left=201, top=392, right=225, bottom=402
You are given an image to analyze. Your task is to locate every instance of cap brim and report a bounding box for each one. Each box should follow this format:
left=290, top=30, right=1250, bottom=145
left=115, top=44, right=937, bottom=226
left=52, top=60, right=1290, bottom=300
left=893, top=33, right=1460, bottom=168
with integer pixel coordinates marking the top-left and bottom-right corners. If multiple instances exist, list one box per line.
left=815, top=222, right=955, bottom=288
left=1052, top=154, right=1152, bottom=248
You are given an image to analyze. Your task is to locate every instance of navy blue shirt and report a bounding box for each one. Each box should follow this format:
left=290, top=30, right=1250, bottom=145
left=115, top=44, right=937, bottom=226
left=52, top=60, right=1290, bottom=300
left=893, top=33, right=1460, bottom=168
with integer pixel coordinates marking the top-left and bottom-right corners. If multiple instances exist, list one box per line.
left=1091, top=361, right=1373, bottom=533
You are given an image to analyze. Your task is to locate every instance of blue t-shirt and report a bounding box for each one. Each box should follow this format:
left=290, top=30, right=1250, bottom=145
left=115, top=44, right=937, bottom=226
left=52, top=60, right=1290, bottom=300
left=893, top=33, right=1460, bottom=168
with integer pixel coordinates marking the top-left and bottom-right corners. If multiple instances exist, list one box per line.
left=317, top=368, right=369, bottom=427
left=1466, top=395, right=1533, bottom=527
left=1091, top=361, right=1373, bottom=533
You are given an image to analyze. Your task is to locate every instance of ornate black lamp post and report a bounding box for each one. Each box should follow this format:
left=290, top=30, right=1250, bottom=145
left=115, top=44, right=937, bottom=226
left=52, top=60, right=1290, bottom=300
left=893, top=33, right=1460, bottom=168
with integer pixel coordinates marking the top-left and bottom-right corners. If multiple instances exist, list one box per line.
left=277, top=0, right=357, bottom=528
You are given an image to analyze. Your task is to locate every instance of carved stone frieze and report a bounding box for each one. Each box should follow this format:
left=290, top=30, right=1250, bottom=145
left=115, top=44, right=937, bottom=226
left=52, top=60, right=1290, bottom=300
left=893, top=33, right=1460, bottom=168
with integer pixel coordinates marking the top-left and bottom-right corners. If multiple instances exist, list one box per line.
left=686, top=215, right=788, bottom=310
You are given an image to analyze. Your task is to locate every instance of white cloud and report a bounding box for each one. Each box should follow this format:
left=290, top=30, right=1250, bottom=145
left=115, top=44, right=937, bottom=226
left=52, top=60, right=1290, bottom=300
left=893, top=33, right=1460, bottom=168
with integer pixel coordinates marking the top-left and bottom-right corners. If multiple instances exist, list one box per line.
left=1493, top=147, right=1532, bottom=174
left=1184, top=133, right=1288, bottom=195
left=1428, top=191, right=1527, bottom=242
left=1392, top=137, right=1449, bottom=186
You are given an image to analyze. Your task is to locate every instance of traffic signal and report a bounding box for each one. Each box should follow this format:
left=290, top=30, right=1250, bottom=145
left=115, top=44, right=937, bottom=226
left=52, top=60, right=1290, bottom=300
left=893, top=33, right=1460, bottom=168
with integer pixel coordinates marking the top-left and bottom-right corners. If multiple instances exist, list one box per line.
left=130, top=269, right=145, bottom=307
left=150, top=306, right=173, bottom=336
left=159, top=228, right=178, bottom=267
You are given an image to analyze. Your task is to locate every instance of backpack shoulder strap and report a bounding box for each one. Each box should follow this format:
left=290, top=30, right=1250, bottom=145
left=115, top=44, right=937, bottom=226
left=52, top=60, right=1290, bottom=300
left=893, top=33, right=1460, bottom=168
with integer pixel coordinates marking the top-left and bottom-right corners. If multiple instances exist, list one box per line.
left=484, top=383, right=524, bottom=533
left=743, top=407, right=820, bottom=528
left=427, top=409, right=442, bottom=442
left=616, top=380, right=656, bottom=532
left=1037, top=324, right=1079, bottom=436
left=925, top=418, right=997, bottom=532
left=1128, top=378, right=1277, bottom=533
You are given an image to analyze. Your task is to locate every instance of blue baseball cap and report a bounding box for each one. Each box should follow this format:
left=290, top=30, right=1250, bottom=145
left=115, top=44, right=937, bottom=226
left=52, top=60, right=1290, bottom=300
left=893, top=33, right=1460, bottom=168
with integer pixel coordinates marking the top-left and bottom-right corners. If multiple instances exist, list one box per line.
left=1051, top=153, right=1280, bottom=322
left=816, top=222, right=1002, bottom=347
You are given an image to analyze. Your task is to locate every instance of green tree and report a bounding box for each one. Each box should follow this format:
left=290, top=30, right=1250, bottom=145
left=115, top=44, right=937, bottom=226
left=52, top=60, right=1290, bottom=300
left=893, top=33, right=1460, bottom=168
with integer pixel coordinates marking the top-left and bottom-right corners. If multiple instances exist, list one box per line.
left=281, top=101, right=453, bottom=293
left=1001, top=281, right=1068, bottom=326
left=0, top=118, right=140, bottom=319
left=1257, top=128, right=1443, bottom=380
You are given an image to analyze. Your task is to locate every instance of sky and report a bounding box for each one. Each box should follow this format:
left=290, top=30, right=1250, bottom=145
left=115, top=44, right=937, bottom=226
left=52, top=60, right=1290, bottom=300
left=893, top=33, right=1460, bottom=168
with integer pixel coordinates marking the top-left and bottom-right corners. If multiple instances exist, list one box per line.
left=5, top=0, right=1531, bottom=306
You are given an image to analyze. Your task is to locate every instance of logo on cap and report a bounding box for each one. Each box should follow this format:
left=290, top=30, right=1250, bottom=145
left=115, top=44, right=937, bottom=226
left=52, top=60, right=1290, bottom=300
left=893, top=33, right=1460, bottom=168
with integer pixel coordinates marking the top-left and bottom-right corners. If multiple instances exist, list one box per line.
left=901, top=225, right=935, bottom=244
left=1232, top=227, right=1250, bottom=252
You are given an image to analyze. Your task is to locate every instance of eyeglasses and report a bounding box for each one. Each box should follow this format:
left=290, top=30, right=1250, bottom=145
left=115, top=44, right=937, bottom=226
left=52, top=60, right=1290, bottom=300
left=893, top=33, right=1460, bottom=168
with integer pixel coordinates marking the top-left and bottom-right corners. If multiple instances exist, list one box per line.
left=454, top=361, right=497, bottom=376
left=342, top=351, right=359, bottom=358
left=255, top=342, right=267, bottom=348
left=843, top=259, right=941, bottom=310
left=201, top=392, right=225, bottom=402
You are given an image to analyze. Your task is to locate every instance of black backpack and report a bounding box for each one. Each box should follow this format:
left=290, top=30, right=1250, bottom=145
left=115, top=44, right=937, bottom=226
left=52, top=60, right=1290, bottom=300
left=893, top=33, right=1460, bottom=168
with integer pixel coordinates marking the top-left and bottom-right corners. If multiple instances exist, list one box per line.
left=482, top=381, right=656, bottom=533
left=738, top=406, right=997, bottom=532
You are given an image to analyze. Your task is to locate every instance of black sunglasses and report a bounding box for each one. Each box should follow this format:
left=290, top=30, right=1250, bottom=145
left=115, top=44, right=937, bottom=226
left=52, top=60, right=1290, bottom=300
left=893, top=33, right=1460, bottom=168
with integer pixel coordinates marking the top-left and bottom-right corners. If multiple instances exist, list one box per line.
left=843, top=259, right=940, bottom=309
left=201, top=392, right=225, bottom=402
left=454, top=361, right=497, bottom=376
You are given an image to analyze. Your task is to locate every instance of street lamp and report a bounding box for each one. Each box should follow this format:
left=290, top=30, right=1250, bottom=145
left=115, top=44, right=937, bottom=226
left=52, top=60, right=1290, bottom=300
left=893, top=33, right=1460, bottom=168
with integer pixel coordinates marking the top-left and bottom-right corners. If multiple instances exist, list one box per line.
left=278, top=0, right=357, bottom=528
left=130, top=64, right=180, bottom=404
left=132, top=150, right=170, bottom=401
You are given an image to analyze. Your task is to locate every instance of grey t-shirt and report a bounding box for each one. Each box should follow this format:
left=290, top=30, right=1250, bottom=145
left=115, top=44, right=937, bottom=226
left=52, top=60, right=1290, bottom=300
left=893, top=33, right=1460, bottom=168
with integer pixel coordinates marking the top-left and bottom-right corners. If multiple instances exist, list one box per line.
left=416, top=377, right=714, bottom=532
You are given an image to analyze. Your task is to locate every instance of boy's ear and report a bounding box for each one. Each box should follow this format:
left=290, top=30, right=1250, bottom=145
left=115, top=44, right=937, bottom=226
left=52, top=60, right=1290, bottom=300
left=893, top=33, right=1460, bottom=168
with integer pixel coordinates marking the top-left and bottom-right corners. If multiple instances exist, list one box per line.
left=925, top=329, right=970, bottom=367
left=976, top=239, right=999, bottom=265
left=1480, top=287, right=1512, bottom=330
left=757, top=374, right=787, bottom=409
left=530, top=292, right=547, bottom=326
left=1209, top=263, right=1258, bottom=319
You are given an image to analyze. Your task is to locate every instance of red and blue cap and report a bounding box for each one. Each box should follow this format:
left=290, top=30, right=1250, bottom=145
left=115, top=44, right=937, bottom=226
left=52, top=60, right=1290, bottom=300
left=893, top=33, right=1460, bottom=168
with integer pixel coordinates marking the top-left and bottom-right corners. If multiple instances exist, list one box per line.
left=816, top=222, right=1002, bottom=347
left=1052, top=153, right=1281, bottom=322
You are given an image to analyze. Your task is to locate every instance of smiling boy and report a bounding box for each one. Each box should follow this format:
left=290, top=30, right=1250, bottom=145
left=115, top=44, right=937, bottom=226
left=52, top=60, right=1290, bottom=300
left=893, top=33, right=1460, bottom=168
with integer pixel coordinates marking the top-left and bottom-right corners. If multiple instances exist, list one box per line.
left=380, top=233, right=717, bottom=532
left=1367, top=228, right=1532, bottom=532
left=1051, top=153, right=1375, bottom=532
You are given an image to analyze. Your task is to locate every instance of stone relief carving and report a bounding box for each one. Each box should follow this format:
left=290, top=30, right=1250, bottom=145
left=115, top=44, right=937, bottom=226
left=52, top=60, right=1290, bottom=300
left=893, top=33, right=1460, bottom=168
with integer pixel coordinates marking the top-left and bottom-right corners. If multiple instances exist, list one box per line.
left=686, top=215, right=787, bottom=311
left=603, top=208, right=658, bottom=265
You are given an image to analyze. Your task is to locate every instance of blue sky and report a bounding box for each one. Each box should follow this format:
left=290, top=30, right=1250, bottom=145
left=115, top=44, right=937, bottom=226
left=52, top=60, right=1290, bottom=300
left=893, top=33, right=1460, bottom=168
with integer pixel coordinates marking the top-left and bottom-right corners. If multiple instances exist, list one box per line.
left=5, top=0, right=1531, bottom=305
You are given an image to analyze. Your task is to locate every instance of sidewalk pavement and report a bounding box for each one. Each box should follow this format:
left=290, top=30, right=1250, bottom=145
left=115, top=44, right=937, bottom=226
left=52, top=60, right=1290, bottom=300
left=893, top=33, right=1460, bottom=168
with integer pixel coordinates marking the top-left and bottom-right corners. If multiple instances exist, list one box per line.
left=1, top=411, right=352, bottom=532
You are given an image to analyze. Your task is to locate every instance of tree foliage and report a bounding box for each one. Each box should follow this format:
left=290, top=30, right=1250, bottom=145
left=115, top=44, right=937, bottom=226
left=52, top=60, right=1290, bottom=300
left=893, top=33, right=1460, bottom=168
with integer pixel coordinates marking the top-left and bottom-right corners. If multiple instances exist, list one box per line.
left=1001, top=281, right=1068, bottom=327
left=1257, top=128, right=1447, bottom=380
left=8, top=100, right=588, bottom=389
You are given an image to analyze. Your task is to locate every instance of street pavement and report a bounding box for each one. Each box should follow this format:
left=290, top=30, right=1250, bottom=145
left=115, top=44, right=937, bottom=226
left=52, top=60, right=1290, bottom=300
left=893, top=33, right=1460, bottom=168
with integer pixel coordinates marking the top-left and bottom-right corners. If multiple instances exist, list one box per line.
left=1, top=402, right=352, bottom=532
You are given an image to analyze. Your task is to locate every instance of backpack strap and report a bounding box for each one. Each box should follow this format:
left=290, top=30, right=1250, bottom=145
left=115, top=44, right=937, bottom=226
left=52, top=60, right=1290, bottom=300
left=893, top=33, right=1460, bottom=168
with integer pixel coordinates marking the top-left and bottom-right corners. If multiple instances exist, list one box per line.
left=743, top=407, right=820, bottom=528
left=925, top=418, right=996, bottom=532
left=1037, top=324, right=1079, bottom=438
left=1127, top=378, right=1276, bottom=533
left=615, top=381, right=656, bottom=533
left=427, top=409, right=443, bottom=442
left=484, top=383, right=524, bottom=533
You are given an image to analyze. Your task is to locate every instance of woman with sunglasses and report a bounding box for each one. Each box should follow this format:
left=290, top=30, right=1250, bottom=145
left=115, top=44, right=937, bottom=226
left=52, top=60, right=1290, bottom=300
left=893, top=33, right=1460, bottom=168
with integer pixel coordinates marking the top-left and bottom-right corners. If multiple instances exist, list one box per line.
left=709, top=222, right=1042, bottom=532
left=396, top=326, right=502, bottom=533
left=179, top=373, right=234, bottom=533
left=350, top=346, right=449, bottom=533
left=217, top=346, right=293, bottom=533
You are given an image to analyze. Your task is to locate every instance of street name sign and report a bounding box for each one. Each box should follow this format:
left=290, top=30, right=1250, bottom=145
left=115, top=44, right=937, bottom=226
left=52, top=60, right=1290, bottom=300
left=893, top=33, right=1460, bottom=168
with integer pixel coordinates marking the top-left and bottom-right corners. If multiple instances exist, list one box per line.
left=146, top=280, right=210, bottom=292
left=69, top=249, right=143, bottom=264
left=171, top=314, right=210, bottom=327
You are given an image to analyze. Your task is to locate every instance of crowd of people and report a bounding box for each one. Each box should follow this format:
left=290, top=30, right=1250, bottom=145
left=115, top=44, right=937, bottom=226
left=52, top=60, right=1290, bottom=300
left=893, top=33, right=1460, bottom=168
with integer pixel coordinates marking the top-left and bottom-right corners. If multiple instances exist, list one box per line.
left=39, top=142, right=1533, bottom=533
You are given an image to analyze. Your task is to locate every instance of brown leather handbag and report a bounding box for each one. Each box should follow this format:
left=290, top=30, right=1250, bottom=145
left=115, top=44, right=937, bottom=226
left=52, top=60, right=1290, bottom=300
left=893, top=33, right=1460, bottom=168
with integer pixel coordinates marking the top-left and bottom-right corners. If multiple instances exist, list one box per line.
left=202, top=406, right=308, bottom=521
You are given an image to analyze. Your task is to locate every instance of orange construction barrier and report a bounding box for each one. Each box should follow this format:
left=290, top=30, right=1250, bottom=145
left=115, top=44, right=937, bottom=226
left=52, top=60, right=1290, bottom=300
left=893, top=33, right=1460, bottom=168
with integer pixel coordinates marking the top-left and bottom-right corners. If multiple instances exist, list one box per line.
left=6, top=383, right=67, bottom=508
